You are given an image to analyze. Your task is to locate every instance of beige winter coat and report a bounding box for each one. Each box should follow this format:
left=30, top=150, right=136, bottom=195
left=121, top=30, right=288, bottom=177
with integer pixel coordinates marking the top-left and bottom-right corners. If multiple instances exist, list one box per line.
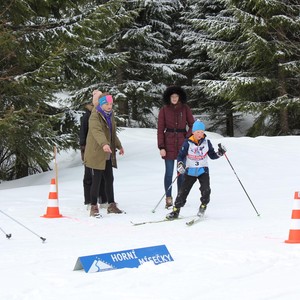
left=84, top=108, right=122, bottom=170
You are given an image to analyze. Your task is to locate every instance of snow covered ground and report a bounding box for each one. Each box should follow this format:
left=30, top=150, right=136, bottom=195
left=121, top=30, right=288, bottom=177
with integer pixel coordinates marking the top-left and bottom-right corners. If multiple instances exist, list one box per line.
left=0, top=127, right=300, bottom=300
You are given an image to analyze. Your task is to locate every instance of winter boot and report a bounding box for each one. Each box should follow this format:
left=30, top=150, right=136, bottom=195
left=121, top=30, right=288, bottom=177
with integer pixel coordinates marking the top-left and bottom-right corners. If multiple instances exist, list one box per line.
left=198, top=204, right=207, bottom=216
left=107, top=202, right=123, bottom=214
left=90, top=204, right=101, bottom=217
left=166, top=207, right=180, bottom=220
left=165, top=197, right=173, bottom=209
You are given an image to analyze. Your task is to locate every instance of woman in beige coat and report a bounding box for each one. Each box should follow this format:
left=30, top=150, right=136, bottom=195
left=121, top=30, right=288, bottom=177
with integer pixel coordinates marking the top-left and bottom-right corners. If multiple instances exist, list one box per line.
left=84, top=90, right=124, bottom=217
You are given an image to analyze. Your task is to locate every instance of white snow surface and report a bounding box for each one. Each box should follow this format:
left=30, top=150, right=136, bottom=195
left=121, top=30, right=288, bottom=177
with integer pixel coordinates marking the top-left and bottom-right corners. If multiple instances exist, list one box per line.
left=0, top=128, right=300, bottom=300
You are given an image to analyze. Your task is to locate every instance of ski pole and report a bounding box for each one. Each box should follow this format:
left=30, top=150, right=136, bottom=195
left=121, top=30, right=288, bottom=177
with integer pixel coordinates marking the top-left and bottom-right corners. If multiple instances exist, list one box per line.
left=218, top=143, right=260, bottom=217
left=152, top=173, right=180, bottom=213
left=0, top=210, right=46, bottom=242
left=0, top=225, right=12, bottom=239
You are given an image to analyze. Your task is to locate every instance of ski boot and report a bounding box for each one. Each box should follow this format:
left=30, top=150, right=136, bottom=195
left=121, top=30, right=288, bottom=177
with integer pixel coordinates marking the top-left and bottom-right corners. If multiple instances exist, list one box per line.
left=197, top=204, right=207, bottom=217
left=166, top=207, right=180, bottom=220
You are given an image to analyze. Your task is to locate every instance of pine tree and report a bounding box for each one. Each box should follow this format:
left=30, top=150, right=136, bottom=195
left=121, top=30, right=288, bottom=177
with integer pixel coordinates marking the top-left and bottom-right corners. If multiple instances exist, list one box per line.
left=181, top=0, right=239, bottom=136
left=99, top=0, right=186, bottom=128
left=0, top=0, right=135, bottom=180
left=229, top=0, right=300, bottom=136
left=182, top=0, right=300, bottom=136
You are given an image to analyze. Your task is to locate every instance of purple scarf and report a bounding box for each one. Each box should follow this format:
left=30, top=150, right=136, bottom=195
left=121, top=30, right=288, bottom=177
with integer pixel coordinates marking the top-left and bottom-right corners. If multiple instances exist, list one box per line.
left=96, top=105, right=113, bottom=136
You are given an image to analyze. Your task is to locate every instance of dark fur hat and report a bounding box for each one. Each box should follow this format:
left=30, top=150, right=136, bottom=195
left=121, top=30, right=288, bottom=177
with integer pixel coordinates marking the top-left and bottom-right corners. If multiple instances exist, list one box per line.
left=162, top=86, right=187, bottom=104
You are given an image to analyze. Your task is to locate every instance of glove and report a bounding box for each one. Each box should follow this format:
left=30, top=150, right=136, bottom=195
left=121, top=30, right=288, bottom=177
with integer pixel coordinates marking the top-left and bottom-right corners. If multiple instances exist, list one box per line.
left=217, top=143, right=226, bottom=156
left=177, top=162, right=185, bottom=174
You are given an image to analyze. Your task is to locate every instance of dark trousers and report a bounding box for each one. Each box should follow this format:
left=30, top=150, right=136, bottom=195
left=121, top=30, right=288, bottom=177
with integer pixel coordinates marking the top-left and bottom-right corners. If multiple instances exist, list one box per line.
left=90, top=160, right=115, bottom=206
left=174, top=172, right=211, bottom=208
left=83, top=165, right=107, bottom=205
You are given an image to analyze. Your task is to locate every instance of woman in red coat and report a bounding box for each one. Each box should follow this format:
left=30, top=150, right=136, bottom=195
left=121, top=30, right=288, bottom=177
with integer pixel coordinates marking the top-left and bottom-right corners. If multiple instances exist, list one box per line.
left=157, top=86, right=194, bottom=208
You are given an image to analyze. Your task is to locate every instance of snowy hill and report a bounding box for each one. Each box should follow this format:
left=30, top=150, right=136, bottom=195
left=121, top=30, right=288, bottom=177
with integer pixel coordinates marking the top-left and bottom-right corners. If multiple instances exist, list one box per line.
left=0, top=128, right=300, bottom=300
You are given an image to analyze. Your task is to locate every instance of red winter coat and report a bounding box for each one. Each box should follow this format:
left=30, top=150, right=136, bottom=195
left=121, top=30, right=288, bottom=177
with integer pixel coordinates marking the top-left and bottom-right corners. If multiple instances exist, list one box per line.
left=157, top=103, right=194, bottom=160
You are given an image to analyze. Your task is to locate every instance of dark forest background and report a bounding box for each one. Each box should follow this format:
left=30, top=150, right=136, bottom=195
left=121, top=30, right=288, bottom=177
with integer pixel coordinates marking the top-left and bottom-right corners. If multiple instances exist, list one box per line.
left=1, top=0, right=299, bottom=180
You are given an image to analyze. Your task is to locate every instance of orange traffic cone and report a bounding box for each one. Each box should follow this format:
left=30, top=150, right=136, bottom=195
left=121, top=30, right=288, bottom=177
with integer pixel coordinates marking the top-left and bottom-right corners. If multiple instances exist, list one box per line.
left=42, top=178, right=63, bottom=218
left=285, top=191, right=300, bottom=243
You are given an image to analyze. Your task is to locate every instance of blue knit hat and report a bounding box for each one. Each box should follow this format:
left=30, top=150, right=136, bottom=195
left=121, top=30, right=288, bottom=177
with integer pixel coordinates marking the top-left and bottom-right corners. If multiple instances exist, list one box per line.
left=192, top=120, right=205, bottom=132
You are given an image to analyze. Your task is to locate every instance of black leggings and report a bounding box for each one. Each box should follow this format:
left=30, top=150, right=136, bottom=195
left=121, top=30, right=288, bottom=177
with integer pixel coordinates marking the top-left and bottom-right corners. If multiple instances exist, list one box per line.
left=90, top=160, right=114, bottom=205
left=174, top=172, right=211, bottom=208
left=83, top=166, right=107, bottom=205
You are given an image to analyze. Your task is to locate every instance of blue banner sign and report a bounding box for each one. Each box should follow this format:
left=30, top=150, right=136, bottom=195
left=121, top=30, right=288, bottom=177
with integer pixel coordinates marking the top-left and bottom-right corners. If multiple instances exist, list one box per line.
left=73, top=244, right=173, bottom=273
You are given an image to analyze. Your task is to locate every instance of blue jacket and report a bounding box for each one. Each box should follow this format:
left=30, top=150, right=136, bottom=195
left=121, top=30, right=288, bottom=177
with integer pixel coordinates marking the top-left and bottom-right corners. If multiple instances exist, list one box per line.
left=177, top=134, right=220, bottom=176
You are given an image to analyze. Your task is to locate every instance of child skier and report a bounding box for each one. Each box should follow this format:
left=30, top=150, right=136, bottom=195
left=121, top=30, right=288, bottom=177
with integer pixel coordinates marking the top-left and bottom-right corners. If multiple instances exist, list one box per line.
left=166, top=120, right=226, bottom=220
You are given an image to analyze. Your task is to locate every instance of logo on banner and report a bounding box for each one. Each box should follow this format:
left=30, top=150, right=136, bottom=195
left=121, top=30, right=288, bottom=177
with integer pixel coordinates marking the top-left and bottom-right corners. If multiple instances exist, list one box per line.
left=73, top=244, right=173, bottom=273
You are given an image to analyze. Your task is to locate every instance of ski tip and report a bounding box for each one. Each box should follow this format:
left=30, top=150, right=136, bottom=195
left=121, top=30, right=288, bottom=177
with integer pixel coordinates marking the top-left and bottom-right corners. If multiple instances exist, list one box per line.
left=186, top=221, right=194, bottom=226
left=130, top=221, right=144, bottom=226
left=186, top=215, right=205, bottom=226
